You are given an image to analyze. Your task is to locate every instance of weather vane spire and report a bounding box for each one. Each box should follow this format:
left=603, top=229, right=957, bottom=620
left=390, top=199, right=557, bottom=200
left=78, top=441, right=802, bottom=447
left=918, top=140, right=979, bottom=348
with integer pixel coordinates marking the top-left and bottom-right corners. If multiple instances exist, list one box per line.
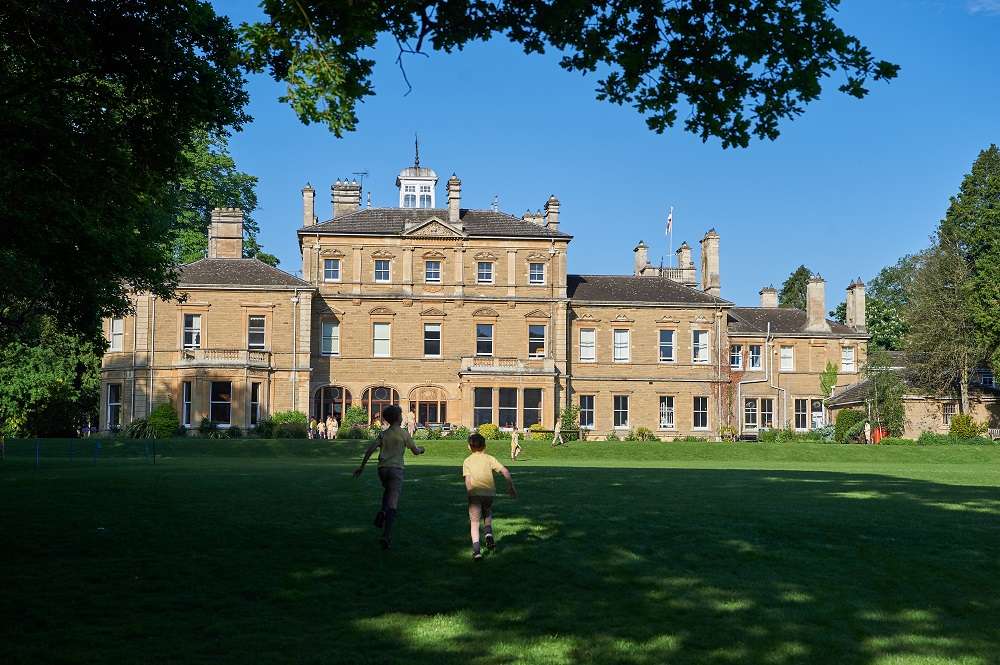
left=414, top=133, right=420, bottom=167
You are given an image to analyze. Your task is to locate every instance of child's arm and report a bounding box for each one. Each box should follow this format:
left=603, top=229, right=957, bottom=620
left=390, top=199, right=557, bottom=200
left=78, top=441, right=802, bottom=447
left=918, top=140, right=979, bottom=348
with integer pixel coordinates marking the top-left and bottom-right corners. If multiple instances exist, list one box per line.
left=499, top=466, right=517, bottom=498
left=352, top=435, right=382, bottom=477
left=464, top=474, right=474, bottom=496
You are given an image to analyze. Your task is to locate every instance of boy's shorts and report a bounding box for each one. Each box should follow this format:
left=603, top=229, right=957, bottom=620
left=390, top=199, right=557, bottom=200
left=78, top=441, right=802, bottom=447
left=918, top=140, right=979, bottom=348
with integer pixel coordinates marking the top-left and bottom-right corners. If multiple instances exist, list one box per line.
left=378, top=466, right=404, bottom=505
left=468, top=494, right=494, bottom=517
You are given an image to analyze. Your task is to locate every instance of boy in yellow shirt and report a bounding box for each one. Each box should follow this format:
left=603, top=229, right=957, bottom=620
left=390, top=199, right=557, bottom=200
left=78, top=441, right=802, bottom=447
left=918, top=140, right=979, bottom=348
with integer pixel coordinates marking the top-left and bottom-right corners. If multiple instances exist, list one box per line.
left=463, top=432, right=517, bottom=560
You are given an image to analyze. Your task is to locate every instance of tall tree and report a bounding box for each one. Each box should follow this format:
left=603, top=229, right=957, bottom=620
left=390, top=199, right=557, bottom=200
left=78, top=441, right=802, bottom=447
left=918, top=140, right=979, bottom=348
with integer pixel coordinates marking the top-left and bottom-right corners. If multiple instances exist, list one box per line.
left=0, top=0, right=249, bottom=343
left=778, top=265, right=812, bottom=310
left=904, top=235, right=984, bottom=413
left=863, top=346, right=905, bottom=437
left=830, top=254, right=917, bottom=349
left=173, top=131, right=279, bottom=267
left=937, top=145, right=1000, bottom=374
left=242, top=1, right=898, bottom=147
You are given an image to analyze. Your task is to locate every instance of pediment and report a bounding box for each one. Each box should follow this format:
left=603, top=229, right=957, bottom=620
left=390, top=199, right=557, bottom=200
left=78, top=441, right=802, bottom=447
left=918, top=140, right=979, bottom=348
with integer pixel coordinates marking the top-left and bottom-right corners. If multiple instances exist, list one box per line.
left=421, top=250, right=447, bottom=259
left=524, top=309, right=550, bottom=319
left=656, top=315, right=680, bottom=324
left=402, top=217, right=465, bottom=239
left=526, top=252, right=551, bottom=262
left=369, top=306, right=396, bottom=316
left=420, top=308, right=447, bottom=317
left=473, top=251, right=499, bottom=261
left=611, top=313, right=635, bottom=323
left=575, top=313, right=601, bottom=323
left=472, top=307, right=500, bottom=318
left=371, top=249, right=396, bottom=259
left=320, top=247, right=345, bottom=258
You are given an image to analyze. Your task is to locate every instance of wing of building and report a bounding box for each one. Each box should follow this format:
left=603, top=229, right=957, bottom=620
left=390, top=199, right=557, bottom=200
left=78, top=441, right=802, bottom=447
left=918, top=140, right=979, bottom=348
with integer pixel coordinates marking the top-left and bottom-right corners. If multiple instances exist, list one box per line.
left=100, top=159, right=870, bottom=438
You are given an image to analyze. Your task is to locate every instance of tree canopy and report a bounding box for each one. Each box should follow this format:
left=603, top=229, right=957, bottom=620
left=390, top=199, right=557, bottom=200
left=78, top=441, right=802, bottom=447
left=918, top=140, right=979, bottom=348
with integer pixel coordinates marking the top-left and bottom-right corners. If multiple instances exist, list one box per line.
left=778, top=265, right=812, bottom=310
left=0, top=0, right=249, bottom=343
left=242, top=0, right=898, bottom=147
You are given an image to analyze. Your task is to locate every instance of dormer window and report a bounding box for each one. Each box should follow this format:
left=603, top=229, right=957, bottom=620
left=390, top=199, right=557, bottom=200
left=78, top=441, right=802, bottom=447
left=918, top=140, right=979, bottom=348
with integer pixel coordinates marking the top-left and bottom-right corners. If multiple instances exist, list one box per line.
left=403, top=185, right=416, bottom=208
left=419, top=185, right=432, bottom=208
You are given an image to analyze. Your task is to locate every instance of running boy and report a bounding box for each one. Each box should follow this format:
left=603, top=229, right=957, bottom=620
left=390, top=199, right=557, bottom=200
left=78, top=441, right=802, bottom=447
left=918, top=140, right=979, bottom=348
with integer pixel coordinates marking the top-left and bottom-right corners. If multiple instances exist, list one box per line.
left=353, top=405, right=425, bottom=549
left=463, top=432, right=517, bottom=560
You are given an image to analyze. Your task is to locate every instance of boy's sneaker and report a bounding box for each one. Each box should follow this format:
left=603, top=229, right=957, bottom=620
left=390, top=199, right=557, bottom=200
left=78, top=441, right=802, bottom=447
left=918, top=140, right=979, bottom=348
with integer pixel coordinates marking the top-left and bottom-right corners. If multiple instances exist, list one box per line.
left=374, top=511, right=385, bottom=528
left=473, top=551, right=483, bottom=561
left=485, top=534, right=495, bottom=550
left=379, top=535, right=391, bottom=550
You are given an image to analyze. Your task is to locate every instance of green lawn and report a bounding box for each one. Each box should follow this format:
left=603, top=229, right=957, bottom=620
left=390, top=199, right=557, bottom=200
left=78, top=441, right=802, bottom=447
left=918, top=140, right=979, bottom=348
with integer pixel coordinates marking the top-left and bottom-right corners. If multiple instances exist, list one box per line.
left=2, top=439, right=999, bottom=664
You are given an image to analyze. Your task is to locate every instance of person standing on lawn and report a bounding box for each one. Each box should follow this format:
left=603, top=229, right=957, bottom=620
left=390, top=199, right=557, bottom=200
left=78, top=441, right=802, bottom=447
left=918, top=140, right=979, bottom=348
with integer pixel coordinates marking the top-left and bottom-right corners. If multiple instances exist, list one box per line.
left=463, top=432, right=517, bottom=560
left=509, top=428, right=522, bottom=460
left=353, top=405, right=425, bottom=549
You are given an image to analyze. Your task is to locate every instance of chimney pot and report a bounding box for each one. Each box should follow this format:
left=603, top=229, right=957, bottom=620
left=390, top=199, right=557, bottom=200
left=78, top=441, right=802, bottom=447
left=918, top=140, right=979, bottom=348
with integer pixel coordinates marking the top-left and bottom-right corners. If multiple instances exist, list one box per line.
left=332, top=180, right=361, bottom=217
left=759, top=286, right=778, bottom=308
left=301, top=183, right=316, bottom=227
left=699, top=230, right=721, bottom=297
left=207, top=207, right=244, bottom=259
left=543, top=195, right=560, bottom=231
left=804, top=275, right=831, bottom=332
left=447, top=174, right=462, bottom=227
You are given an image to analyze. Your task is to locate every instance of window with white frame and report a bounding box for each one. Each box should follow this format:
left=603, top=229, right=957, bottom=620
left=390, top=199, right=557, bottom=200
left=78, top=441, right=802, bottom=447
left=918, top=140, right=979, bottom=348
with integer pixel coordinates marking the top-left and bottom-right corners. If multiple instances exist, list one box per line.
left=210, top=381, right=232, bottom=425
left=373, top=322, right=391, bottom=358
left=730, top=344, right=743, bottom=369
left=181, top=381, right=192, bottom=427
left=473, top=387, right=493, bottom=427
left=523, top=389, right=542, bottom=428
left=528, top=324, right=546, bottom=358
left=943, top=402, right=957, bottom=425
left=579, top=328, right=596, bottom=362
left=794, top=398, right=808, bottom=430
left=760, top=398, right=774, bottom=428
left=613, top=395, right=629, bottom=428
left=579, top=395, right=595, bottom=429
left=744, top=398, right=758, bottom=429
left=419, top=185, right=432, bottom=208
left=476, top=323, right=494, bottom=356
left=613, top=329, right=630, bottom=362
left=780, top=345, right=795, bottom=371
left=374, top=259, right=391, bottom=283
left=247, top=315, right=266, bottom=350
left=403, top=185, right=416, bottom=208
left=107, top=383, right=122, bottom=429
left=659, top=396, right=675, bottom=429
left=841, top=346, right=856, bottom=373
left=109, top=318, right=124, bottom=352
left=321, top=321, right=340, bottom=356
left=424, top=260, right=441, bottom=283
left=749, top=344, right=762, bottom=370
left=423, top=323, right=441, bottom=357
left=692, top=330, right=710, bottom=363
left=499, top=388, right=518, bottom=428
left=250, top=382, right=261, bottom=426
left=529, top=262, right=545, bottom=285
left=477, top=261, right=494, bottom=284
left=977, top=369, right=995, bottom=387
left=693, top=396, right=709, bottom=429
left=323, top=258, right=341, bottom=282
left=183, top=314, right=201, bottom=349
left=659, top=330, right=675, bottom=362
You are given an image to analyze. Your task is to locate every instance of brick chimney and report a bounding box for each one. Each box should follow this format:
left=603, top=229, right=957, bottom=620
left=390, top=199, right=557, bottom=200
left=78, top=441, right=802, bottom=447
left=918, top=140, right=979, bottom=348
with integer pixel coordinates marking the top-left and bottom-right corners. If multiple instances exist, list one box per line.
left=332, top=179, right=361, bottom=217
left=759, top=286, right=778, bottom=308
left=699, top=229, right=720, bottom=297
left=302, top=183, right=316, bottom=227
left=805, top=275, right=832, bottom=332
left=846, top=279, right=867, bottom=330
left=208, top=208, right=243, bottom=259
left=543, top=195, right=560, bottom=232
left=447, top=174, right=462, bottom=227
left=634, top=241, right=650, bottom=276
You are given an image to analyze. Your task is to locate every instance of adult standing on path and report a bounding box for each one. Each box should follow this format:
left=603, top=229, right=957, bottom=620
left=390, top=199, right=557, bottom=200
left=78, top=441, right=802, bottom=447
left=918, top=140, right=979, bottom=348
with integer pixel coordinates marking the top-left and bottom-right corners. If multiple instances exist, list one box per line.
left=404, top=406, right=416, bottom=436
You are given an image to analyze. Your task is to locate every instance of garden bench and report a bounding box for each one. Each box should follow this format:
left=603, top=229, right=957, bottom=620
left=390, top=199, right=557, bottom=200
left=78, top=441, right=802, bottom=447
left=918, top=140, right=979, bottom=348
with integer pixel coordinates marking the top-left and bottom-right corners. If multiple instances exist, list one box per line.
left=989, top=428, right=1000, bottom=441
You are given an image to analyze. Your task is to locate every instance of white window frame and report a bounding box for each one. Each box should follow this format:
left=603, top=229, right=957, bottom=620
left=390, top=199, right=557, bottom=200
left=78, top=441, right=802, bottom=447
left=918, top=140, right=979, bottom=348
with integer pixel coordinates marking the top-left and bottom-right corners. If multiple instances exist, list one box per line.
left=476, top=323, right=494, bottom=357
left=109, top=318, right=124, bottom=352
left=210, top=381, right=232, bottom=426
left=613, top=394, right=630, bottom=429
left=424, top=260, right=441, bottom=284
left=692, top=330, right=710, bottom=364
left=658, top=329, right=675, bottom=363
left=247, top=315, right=266, bottom=351
left=579, top=328, right=596, bottom=362
left=613, top=329, right=630, bottom=363
left=730, top=344, right=743, bottom=369
left=373, top=322, right=391, bottom=358
left=943, top=402, right=957, bottom=425
left=107, top=383, right=122, bottom=429
left=749, top=344, right=762, bottom=370
left=780, top=345, right=795, bottom=371
left=659, top=395, right=675, bottom=430
left=181, top=381, right=192, bottom=428
left=744, top=398, right=758, bottom=430
left=794, top=398, right=808, bottom=431
left=477, top=261, right=494, bottom=284
left=693, top=396, right=709, bottom=430
left=760, top=398, right=774, bottom=429
left=841, top=346, right=856, bottom=373
left=183, top=313, right=202, bottom=350
left=423, top=322, right=442, bottom=358
left=374, top=259, right=391, bottom=283
left=579, top=394, right=595, bottom=430
left=250, top=382, right=261, bottom=426
left=528, top=324, right=546, bottom=359
left=323, top=258, right=341, bottom=282
left=321, top=321, right=340, bottom=356
left=528, top=262, right=545, bottom=285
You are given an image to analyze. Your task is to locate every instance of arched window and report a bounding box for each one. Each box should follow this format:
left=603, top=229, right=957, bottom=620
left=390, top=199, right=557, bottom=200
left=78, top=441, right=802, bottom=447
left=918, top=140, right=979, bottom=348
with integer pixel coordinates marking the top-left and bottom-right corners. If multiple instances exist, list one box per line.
left=410, top=387, right=448, bottom=427
left=362, top=386, right=399, bottom=423
left=315, top=386, right=352, bottom=423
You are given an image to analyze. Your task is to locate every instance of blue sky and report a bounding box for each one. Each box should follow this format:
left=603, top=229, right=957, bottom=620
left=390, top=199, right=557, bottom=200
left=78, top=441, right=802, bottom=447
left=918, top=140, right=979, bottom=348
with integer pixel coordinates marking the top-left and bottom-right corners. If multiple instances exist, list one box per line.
left=215, top=0, right=999, bottom=308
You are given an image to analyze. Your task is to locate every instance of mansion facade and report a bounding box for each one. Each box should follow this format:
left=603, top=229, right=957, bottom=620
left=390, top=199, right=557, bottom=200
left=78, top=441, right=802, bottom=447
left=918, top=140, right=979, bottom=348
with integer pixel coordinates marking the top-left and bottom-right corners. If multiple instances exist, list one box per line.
left=100, top=161, right=869, bottom=439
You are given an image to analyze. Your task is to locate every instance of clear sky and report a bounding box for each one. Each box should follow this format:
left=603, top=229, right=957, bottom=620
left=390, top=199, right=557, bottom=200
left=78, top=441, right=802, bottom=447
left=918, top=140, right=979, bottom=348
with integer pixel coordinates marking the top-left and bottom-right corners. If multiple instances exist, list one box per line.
left=214, top=0, right=999, bottom=308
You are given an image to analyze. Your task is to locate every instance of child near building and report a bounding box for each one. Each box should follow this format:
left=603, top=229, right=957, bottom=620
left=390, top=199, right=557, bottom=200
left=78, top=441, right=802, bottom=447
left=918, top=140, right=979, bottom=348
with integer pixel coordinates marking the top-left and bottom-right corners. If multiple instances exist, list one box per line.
left=317, top=419, right=327, bottom=440
left=463, top=433, right=517, bottom=560
left=353, top=405, right=425, bottom=549
left=510, top=428, right=522, bottom=460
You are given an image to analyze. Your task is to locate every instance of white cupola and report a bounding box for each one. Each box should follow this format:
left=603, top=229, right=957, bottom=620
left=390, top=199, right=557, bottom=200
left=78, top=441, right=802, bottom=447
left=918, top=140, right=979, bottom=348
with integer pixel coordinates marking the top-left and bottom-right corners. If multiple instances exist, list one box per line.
left=396, top=137, right=438, bottom=208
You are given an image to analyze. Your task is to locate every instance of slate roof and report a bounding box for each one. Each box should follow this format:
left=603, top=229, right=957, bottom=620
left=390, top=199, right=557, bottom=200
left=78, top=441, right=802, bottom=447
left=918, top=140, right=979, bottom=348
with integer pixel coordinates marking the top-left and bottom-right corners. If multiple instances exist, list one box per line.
left=567, top=274, right=732, bottom=305
left=302, top=208, right=571, bottom=239
left=178, top=258, right=309, bottom=288
left=728, top=307, right=866, bottom=337
left=826, top=361, right=1000, bottom=407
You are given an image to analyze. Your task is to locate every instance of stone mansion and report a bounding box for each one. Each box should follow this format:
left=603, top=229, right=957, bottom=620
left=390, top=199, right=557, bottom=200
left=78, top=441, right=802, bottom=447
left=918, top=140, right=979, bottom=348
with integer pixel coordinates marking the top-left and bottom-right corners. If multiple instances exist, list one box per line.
left=100, top=159, right=869, bottom=439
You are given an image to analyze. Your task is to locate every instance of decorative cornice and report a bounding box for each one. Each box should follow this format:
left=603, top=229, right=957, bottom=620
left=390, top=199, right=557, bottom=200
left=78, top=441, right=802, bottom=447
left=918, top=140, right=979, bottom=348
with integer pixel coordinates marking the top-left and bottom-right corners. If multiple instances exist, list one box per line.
left=420, top=307, right=447, bottom=317
left=402, top=217, right=465, bottom=239
left=526, top=252, right=551, bottom=262
left=473, top=251, right=499, bottom=261
left=524, top=309, right=550, bottom=319
left=421, top=250, right=447, bottom=259
left=472, top=306, right=500, bottom=318
left=611, top=313, right=635, bottom=323
left=368, top=306, right=396, bottom=316
left=320, top=248, right=345, bottom=258
left=655, top=315, right=680, bottom=324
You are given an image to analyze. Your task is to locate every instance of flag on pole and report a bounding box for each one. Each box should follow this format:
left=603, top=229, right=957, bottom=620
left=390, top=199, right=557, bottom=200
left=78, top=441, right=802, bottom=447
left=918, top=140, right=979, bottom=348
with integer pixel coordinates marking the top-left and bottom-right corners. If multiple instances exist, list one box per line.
left=666, top=206, right=673, bottom=234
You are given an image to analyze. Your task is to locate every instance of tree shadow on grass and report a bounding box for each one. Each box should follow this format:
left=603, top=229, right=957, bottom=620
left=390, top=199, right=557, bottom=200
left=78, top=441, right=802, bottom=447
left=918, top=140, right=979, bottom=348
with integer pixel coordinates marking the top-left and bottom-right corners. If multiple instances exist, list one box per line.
left=2, top=465, right=999, bottom=664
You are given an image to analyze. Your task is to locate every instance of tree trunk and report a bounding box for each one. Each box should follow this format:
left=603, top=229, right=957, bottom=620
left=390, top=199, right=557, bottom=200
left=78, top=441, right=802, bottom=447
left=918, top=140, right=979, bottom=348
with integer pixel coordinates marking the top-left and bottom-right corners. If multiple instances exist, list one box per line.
left=959, top=364, right=970, bottom=414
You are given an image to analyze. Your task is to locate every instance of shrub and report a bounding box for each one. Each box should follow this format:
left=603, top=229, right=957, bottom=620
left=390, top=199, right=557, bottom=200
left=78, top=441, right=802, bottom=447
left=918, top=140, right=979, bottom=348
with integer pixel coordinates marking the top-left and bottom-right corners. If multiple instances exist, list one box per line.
left=343, top=405, right=369, bottom=429
left=198, top=417, right=216, bottom=435
left=814, top=425, right=836, bottom=442
left=673, top=435, right=708, bottom=442
left=274, top=422, right=307, bottom=439
left=835, top=409, right=867, bottom=443
left=477, top=423, right=500, bottom=440
left=125, top=418, right=156, bottom=439
left=271, top=411, right=308, bottom=426
left=338, top=426, right=370, bottom=440
left=148, top=402, right=180, bottom=438
left=949, top=413, right=988, bottom=439
left=413, top=428, right=430, bottom=440
left=845, top=420, right=866, bottom=442
left=496, top=429, right=512, bottom=440
left=624, top=426, right=658, bottom=441
left=255, top=417, right=275, bottom=438
left=528, top=422, right=547, bottom=440
left=605, top=430, right=621, bottom=441
left=446, top=426, right=471, bottom=441
left=719, top=425, right=738, bottom=442
left=426, top=427, right=441, bottom=440
left=559, top=404, right=581, bottom=441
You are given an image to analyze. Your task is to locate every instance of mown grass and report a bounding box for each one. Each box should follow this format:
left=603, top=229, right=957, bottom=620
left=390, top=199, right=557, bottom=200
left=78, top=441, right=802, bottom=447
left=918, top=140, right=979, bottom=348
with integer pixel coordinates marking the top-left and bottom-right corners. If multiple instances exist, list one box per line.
left=2, top=439, right=999, bottom=664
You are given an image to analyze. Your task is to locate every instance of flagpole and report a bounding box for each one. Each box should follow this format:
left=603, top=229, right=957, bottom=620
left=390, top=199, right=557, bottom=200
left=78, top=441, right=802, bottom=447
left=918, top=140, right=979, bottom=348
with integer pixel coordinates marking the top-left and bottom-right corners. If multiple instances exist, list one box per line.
left=667, top=206, right=674, bottom=268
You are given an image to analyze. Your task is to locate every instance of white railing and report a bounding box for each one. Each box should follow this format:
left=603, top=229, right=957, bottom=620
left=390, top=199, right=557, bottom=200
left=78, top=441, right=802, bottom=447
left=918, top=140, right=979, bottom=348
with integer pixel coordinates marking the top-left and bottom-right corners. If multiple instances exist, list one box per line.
left=177, top=349, right=271, bottom=367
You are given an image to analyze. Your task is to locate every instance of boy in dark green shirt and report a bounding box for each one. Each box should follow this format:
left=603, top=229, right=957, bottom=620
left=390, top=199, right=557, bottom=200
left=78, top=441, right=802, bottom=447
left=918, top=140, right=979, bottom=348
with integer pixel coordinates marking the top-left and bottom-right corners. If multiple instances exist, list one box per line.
left=353, top=405, right=424, bottom=549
